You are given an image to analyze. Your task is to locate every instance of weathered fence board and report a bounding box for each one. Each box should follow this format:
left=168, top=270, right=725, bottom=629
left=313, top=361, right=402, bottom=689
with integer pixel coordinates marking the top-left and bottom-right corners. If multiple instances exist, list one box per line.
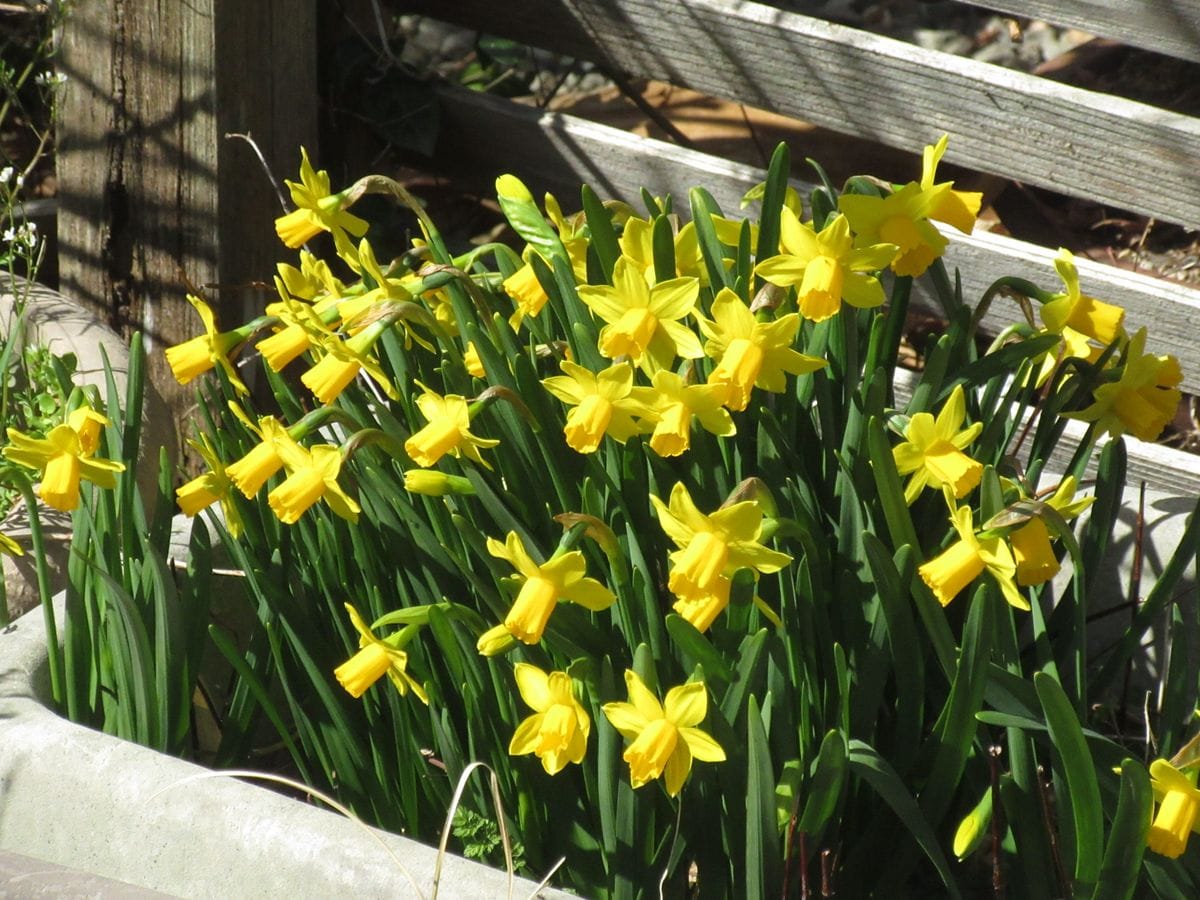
left=407, top=0, right=1200, bottom=230
left=434, top=87, right=1200, bottom=398
left=57, top=0, right=317, bottom=422
left=963, top=1, right=1200, bottom=63
left=432, top=88, right=1200, bottom=495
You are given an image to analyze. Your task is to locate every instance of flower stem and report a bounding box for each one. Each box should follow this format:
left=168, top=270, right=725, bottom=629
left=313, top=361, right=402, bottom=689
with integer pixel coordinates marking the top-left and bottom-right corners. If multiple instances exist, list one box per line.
left=18, top=479, right=63, bottom=705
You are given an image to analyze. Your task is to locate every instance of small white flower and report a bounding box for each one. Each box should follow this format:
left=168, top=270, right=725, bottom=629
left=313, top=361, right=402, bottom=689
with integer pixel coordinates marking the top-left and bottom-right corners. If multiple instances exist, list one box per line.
left=2, top=228, right=15, bottom=243
left=34, top=71, right=67, bottom=87
left=0, top=166, right=13, bottom=185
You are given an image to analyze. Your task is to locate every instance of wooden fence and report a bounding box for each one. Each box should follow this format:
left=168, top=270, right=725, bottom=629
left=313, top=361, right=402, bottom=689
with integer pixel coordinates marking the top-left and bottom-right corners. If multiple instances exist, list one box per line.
left=401, top=0, right=1200, bottom=494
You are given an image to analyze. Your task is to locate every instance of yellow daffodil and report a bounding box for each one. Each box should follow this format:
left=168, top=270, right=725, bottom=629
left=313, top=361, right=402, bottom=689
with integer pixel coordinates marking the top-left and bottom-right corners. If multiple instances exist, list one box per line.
left=577, top=256, right=703, bottom=374
left=164, top=294, right=251, bottom=395
left=542, top=189, right=591, bottom=282
left=891, top=385, right=984, bottom=505
left=256, top=295, right=336, bottom=373
left=602, top=670, right=725, bottom=797
left=1066, top=328, right=1182, bottom=442
left=175, top=433, right=243, bottom=539
left=1008, top=477, right=1093, bottom=586
left=754, top=210, right=896, bottom=322
left=1041, top=249, right=1125, bottom=346
left=838, top=182, right=948, bottom=278
left=404, top=382, right=499, bottom=469
left=463, top=341, right=486, bottom=378
left=267, top=437, right=360, bottom=525
left=1147, top=759, right=1200, bottom=858
left=919, top=134, right=984, bottom=234
left=476, top=623, right=518, bottom=658
left=838, top=134, right=981, bottom=277
left=541, top=361, right=650, bottom=454
left=1029, top=324, right=1103, bottom=390
left=919, top=496, right=1025, bottom=611
left=274, top=147, right=368, bottom=253
left=696, top=288, right=826, bottom=412
left=504, top=262, right=551, bottom=328
left=649, top=482, right=791, bottom=627
left=630, top=370, right=734, bottom=457
left=481, top=531, right=615, bottom=647
left=671, top=587, right=733, bottom=633
left=301, top=318, right=399, bottom=406
left=3, top=404, right=125, bottom=512
left=224, top=413, right=292, bottom=498
left=334, top=603, right=428, bottom=703
left=508, top=663, right=590, bottom=775
left=273, top=249, right=346, bottom=303
left=619, top=217, right=707, bottom=284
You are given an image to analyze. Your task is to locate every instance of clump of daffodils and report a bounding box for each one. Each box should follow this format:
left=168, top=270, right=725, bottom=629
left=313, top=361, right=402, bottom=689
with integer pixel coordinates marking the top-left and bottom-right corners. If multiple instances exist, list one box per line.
left=156, top=140, right=1191, bottom=888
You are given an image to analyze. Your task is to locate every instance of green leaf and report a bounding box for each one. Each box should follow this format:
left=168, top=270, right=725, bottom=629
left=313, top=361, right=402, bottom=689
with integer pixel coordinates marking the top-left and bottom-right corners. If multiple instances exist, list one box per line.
left=1035, top=671, right=1103, bottom=893
left=581, top=183, right=619, bottom=283
left=848, top=740, right=961, bottom=898
left=745, top=694, right=780, bottom=899
left=796, top=729, right=847, bottom=838
left=1094, top=758, right=1151, bottom=900
left=754, top=143, right=790, bottom=267
left=665, top=614, right=735, bottom=684
left=496, top=177, right=562, bottom=262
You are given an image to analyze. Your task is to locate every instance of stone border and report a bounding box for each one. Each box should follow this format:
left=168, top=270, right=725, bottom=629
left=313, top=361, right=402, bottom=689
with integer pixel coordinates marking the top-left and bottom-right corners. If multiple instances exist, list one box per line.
left=0, top=592, right=571, bottom=899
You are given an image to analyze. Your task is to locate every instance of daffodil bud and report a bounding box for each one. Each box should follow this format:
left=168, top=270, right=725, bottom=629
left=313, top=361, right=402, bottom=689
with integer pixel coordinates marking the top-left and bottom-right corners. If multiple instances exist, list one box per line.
left=476, top=623, right=517, bottom=657
left=403, top=470, right=475, bottom=497
left=953, top=788, right=993, bottom=859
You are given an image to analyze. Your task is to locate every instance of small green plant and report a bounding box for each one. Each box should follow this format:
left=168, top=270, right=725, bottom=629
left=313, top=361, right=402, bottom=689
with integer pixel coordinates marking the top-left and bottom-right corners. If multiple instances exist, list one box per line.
left=452, top=807, right=527, bottom=872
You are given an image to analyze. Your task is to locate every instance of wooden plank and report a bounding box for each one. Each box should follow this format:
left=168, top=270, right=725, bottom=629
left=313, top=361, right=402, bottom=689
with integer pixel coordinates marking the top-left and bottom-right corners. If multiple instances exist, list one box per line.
left=407, top=0, right=1200, bottom=230
left=434, top=88, right=1200, bottom=397
left=56, top=1, right=317, bottom=425
left=435, top=90, right=1200, bottom=495
left=964, top=1, right=1200, bottom=64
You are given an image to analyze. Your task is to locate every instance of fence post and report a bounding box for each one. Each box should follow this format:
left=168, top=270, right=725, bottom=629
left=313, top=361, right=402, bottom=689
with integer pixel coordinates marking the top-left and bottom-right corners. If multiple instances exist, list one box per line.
left=55, top=0, right=317, bottom=424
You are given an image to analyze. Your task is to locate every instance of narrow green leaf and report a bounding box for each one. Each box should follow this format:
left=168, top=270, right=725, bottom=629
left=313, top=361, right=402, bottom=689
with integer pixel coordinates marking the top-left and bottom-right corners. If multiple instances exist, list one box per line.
left=796, top=729, right=847, bottom=837
left=848, top=740, right=961, bottom=897
left=581, top=183, right=619, bottom=283
left=745, top=694, right=779, bottom=900
left=1035, top=671, right=1103, bottom=892
left=1094, top=758, right=1151, bottom=900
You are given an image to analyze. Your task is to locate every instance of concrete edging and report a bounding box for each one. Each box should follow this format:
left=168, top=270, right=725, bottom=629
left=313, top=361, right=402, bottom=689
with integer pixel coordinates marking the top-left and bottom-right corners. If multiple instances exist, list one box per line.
left=0, top=593, right=570, bottom=900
